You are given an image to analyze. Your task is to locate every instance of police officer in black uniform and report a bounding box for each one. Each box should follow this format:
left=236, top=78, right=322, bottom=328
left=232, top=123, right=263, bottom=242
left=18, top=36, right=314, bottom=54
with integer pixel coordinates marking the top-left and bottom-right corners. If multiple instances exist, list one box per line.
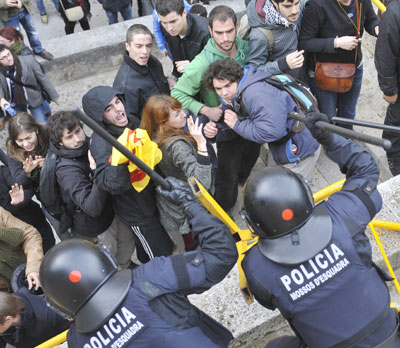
left=241, top=113, right=400, bottom=348
left=39, top=178, right=237, bottom=348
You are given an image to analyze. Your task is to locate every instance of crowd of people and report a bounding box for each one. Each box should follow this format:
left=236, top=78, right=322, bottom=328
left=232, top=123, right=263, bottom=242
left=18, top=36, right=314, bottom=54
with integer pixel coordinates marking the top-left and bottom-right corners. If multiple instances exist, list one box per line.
left=0, top=0, right=399, bottom=347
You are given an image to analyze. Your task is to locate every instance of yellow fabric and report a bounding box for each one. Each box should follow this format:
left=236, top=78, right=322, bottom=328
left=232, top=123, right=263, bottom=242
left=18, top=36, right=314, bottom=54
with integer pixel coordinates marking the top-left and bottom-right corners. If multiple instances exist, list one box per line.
left=110, top=128, right=162, bottom=192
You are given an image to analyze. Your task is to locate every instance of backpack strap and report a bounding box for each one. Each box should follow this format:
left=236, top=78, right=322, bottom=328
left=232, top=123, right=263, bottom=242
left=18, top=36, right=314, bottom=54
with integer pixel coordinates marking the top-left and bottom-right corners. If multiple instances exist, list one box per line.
left=257, top=27, right=274, bottom=56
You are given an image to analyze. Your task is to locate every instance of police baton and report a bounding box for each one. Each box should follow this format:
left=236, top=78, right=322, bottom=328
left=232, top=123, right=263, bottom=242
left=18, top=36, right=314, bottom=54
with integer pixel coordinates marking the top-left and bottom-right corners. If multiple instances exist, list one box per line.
left=289, top=112, right=392, bottom=151
left=71, top=107, right=171, bottom=190
left=332, top=117, right=400, bottom=134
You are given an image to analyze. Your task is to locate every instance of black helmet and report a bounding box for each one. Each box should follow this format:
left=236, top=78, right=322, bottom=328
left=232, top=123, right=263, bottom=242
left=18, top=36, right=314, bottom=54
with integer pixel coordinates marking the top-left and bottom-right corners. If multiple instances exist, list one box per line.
left=40, top=239, right=132, bottom=333
left=242, top=166, right=332, bottom=265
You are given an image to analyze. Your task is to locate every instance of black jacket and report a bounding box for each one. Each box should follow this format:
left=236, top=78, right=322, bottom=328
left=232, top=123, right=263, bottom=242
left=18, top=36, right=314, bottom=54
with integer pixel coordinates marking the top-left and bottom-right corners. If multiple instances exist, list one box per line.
left=0, top=165, right=54, bottom=253
left=299, top=0, right=379, bottom=70
left=98, top=0, right=130, bottom=12
left=375, top=0, right=400, bottom=98
left=161, top=13, right=210, bottom=78
left=113, top=53, right=170, bottom=123
left=50, top=140, right=114, bottom=237
left=82, top=87, right=163, bottom=227
left=0, top=288, right=70, bottom=348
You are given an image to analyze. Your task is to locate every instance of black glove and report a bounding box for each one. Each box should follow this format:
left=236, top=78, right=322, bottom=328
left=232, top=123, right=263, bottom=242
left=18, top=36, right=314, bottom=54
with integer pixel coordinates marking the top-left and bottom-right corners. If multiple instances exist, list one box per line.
left=156, top=177, right=196, bottom=209
left=304, top=112, right=333, bottom=144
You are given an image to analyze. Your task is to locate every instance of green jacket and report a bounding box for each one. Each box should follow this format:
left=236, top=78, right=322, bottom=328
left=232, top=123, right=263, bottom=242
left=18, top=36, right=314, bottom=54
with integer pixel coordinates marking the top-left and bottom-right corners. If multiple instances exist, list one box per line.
left=171, top=37, right=249, bottom=115
left=0, top=0, right=31, bottom=22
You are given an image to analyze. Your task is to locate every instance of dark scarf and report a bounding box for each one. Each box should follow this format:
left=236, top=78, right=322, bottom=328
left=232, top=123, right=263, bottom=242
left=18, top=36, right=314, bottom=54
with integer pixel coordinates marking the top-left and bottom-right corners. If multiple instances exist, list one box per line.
left=0, top=51, right=27, bottom=106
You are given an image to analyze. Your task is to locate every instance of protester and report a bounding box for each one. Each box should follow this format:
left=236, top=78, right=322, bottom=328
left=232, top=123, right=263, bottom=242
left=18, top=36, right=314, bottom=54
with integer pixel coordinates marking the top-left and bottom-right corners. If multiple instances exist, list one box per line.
left=0, top=289, right=70, bottom=348
left=82, top=86, right=174, bottom=263
left=202, top=58, right=319, bottom=211
left=0, top=26, right=31, bottom=56
left=35, top=0, right=59, bottom=24
left=113, top=24, right=169, bottom=124
left=0, top=0, right=54, bottom=60
left=98, top=0, right=133, bottom=25
left=59, top=0, right=91, bottom=35
left=6, top=112, right=59, bottom=241
left=156, top=0, right=210, bottom=80
left=0, top=206, right=43, bottom=292
left=374, top=0, right=400, bottom=176
left=46, top=111, right=135, bottom=268
left=299, top=0, right=379, bottom=128
left=141, top=94, right=211, bottom=251
left=0, top=45, right=59, bottom=125
left=246, top=0, right=306, bottom=79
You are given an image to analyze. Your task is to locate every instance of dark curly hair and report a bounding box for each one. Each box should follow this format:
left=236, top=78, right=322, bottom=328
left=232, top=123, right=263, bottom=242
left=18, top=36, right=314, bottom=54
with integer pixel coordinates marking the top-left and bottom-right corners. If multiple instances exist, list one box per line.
left=202, top=58, right=243, bottom=91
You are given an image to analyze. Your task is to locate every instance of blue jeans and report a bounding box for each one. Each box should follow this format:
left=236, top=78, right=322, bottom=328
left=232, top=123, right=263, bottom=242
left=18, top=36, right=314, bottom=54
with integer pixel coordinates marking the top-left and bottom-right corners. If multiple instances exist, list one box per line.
left=105, top=4, right=133, bottom=25
left=14, top=100, right=50, bottom=124
left=309, top=64, right=363, bottom=130
left=3, top=10, right=43, bottom=53
left=36, top=0, right=59, bottom=14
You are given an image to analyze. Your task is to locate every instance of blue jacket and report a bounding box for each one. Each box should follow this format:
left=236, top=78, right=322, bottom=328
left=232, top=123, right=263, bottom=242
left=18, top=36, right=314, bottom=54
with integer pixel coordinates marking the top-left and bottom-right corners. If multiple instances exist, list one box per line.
left=232, top=66, right=319, bottom=164
left=243, top=136, right=399, bottom=347
left=68, top=202, right=238, bottom=347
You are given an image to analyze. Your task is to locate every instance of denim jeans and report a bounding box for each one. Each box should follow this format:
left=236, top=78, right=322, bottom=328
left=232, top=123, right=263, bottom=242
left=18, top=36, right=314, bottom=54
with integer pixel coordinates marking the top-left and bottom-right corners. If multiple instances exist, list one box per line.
left=3, top=10, right=43, bottom=53
left=105, top=3, right=133, bottom=25
left=309, top=64, right=363, bottom=130
left=36, top=0, right=59, bottom=14
left=14, top=100, right=50, bottom=124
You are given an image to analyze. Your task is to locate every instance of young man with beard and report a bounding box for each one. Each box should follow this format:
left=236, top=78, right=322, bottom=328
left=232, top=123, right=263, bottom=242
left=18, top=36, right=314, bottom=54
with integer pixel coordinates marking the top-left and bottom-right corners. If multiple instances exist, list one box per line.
left=82, top=86, right=174, bottom=264
left=113, top=24, right=170, bottom=124
left=246, top=0, right=306, bottom=79
left=171, top=5, right=249, bottom=122
left=155, top=0, right=210, bottom=81
left=46, top=111, right=135, bottom=269
left=0, top=45, right=58, bottom=126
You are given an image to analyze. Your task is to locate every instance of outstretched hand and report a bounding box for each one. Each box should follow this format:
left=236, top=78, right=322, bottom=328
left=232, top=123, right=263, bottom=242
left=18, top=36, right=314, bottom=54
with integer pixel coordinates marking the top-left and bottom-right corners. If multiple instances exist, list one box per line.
left=187, top=116, right=207, bottom=150
left=27, top=271, right=40, bottom=291
left=23, top=155, right=43, bottom=174
left=9, top=184, right=24, bottom=205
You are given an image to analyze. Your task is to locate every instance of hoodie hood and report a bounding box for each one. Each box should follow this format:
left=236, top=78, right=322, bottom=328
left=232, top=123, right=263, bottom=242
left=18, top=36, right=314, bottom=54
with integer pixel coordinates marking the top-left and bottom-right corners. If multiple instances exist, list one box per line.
left=82, top=86, right=123, bottom=123
left=237, top=66, right=271, bottom=96
left=202, top=36, right=248, bottom=66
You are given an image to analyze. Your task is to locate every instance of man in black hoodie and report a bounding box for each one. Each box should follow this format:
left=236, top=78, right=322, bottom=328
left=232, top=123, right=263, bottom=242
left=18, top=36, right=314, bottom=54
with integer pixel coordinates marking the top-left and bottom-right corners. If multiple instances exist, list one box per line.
left=46, top=111, right=135, bottom=269
left=82, top=86, right=174, bottom=264
left=113, top=24, right=170, bottom=124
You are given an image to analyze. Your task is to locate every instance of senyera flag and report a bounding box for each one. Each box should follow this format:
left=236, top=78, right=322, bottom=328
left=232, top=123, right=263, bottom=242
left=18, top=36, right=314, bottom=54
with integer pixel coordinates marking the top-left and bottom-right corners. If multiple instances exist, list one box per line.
left=109, top=128, right=162, bottom=192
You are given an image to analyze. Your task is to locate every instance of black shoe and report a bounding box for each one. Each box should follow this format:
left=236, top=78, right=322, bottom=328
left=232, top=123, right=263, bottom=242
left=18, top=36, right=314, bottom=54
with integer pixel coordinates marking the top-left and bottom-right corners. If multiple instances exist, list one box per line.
left=35, top=49, right=54, bottom=60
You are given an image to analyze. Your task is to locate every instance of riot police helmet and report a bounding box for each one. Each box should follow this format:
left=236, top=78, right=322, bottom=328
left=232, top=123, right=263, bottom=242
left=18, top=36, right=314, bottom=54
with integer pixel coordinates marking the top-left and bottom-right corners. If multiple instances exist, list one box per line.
left=242, top=166, right=332, bottom=265
left=40, top=239, right=132, bottom=333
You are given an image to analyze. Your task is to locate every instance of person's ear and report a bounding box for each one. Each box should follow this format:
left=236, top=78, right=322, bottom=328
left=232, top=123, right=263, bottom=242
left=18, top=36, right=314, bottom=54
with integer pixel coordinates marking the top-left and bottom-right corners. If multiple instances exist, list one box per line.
left=125, top=42, right=130, bottom=51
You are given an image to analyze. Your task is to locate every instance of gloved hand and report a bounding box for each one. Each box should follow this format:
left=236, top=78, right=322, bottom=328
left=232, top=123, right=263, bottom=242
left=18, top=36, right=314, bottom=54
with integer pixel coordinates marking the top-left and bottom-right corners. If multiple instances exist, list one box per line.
left=304, top=112, right=333, bottom=144
left=156, top=177, right=196, bottom=209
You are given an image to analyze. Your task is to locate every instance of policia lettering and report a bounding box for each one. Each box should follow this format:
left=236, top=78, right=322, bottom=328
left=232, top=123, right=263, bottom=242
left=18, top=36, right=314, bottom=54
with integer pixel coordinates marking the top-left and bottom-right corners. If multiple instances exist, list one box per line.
left=83, top=307, right=147, bottom=348
left=279, top=243, right=350, bottom=303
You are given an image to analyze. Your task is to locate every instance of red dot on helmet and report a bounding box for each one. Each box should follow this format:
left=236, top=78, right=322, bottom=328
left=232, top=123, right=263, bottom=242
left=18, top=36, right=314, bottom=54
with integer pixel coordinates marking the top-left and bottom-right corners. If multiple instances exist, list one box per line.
left=69, top=270, right=82, bottom=283
left=282, top=209, right=294, bottom=221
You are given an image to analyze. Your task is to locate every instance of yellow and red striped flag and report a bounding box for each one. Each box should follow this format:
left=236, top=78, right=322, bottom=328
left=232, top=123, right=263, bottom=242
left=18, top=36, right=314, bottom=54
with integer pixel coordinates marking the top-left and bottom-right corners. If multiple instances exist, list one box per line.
left=110, top=128, right=162, bottom=192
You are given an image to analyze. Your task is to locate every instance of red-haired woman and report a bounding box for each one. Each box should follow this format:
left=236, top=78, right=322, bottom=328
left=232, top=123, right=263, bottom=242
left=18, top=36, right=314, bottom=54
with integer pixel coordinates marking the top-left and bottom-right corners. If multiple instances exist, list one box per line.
left=141, top=94, right=212, bottom=251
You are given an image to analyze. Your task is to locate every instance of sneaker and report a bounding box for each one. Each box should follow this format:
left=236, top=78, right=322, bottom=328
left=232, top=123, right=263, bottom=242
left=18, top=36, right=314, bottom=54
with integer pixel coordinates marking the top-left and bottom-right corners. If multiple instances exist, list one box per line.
left=35, top=49, right=54, bottom=61
left=40, top=14, right=48, bottom=24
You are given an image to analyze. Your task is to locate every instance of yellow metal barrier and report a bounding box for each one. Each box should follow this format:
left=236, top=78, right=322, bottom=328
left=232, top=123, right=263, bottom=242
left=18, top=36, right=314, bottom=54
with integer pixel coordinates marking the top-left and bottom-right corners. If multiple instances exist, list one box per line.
left=35, top=330, right=68, bottom=348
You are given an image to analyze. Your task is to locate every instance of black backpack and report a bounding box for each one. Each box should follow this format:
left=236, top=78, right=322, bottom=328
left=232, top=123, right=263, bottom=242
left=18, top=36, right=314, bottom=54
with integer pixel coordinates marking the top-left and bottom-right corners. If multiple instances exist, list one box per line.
left=39, top=151, right=69, bottom=221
